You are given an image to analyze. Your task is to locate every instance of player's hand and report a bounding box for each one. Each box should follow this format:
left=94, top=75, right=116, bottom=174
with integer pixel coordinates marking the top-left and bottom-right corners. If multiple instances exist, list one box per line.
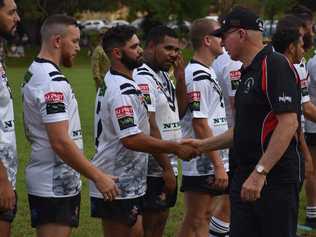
left=94, top=172, right=120, bottom=202
left=212, top=165, right=228, bottom=190
left=304, top=152, right=314, bottom=180
left=175, top=143, right=200, bottom=161
left=173, top=53, right=185, bottom=81
left=162, top=168, right=177, bottom=194
left=181, top=138, right=203, bottom=151
left=241, top=171, right=266, bottom=202
left=0, top=176, right=15, bottom=211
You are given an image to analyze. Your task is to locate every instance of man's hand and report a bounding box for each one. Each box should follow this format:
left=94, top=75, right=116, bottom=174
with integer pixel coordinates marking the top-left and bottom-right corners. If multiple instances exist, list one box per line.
left=181, top=138, right=203, bottom=151
left=241, top=171, right=266, bottom=202
left=0, top=176, right=15, bottom=211
left=212, top=165, right=228, bottom=190
left=162, top=168, right=177, bottom=194
left=175, top=143, right=200, bottom=161
left=94, top=172, right=120, bottom=202
left=173, top=53, right=185, bottom=81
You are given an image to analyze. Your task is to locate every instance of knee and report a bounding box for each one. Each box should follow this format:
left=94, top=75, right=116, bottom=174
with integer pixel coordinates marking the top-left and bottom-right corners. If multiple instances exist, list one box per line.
left=185, top=210, right=212, bottom=229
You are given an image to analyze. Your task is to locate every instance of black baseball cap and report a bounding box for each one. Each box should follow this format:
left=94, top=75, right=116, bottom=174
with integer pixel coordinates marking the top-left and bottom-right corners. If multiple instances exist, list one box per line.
left=212, top=6, right=264, bottom=37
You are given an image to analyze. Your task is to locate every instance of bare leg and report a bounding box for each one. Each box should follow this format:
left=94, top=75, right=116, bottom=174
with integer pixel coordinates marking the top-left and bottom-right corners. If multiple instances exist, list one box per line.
left=36, top=223, right=72, bottom=237
left=143, top=209, right=169, bottom=237
left=0, top=220, right=11, bottom=237
left=177, top=192, right=213, bottom=237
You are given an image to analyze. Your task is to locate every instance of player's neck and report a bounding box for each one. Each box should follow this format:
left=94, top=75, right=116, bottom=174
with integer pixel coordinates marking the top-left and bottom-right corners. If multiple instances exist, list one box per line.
left=240, top=42, right=264, bottom=67
left=38, top=46, right=61, bottom=67
left=193, top=49, right=214, bottom=67
left=111, top=62, right=133, bottom=80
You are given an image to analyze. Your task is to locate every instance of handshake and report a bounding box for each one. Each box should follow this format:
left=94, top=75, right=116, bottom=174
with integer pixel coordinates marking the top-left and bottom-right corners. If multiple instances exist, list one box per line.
left=174, top=138, right=204, bottom=161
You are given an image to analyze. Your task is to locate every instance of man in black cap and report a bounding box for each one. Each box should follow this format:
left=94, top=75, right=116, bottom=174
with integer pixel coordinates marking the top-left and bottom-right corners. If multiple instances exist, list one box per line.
left=184, top=6, right=302, bottom=237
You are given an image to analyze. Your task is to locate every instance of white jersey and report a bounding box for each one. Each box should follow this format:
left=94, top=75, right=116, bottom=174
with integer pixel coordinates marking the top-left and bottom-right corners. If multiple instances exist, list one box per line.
left=212, top=51, right=242, bottom=128
left=294, top=58, right=310, bottom=132
left=305, top=54, right=316, bottom=133
left=133, top=64, right=181, bottom=177
left=90, top=69, right=149, bottom=200
left=0, top=63, right=17, bottom=189
left=22, top=58, right=82, bottom=197
left=181, top=60, right=229, bottom=176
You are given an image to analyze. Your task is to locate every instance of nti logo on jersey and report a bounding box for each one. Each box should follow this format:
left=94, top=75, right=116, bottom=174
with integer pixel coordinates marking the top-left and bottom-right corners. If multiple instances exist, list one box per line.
left=188, top=91, right=201, bottom=112
left=115, top=106, right=136, bottom=130
left=44, top=92, right=66, bottom=114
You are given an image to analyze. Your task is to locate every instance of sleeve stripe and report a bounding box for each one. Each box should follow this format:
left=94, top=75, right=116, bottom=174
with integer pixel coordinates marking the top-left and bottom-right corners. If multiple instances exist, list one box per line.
left=193, top=70, right=209, bottom=77
left=49, top=71, right=62, bottom=77
left=52, top=77, right=69, bottom=84
left=193, top=75, right=211, bottom=81
left=137, top=71, right=155, bottom=78
left=120, top=83, right=135, bottom=90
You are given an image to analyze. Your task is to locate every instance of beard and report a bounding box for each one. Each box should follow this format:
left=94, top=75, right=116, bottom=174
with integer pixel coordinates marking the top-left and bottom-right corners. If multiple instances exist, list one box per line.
left=0, top=26, right=15, bottom=41
left=303, top=33, right=314, bottom=51
left=61, top=53, right=73, bottom=68
left=121, top=51, right=143, bottom=70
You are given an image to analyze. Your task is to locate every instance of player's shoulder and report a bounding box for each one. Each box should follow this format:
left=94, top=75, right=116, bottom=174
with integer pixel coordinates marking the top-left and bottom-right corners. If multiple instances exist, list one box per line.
left=106, top=69, right=141, bottom=97
left=30, top=58, right=69, bottom=85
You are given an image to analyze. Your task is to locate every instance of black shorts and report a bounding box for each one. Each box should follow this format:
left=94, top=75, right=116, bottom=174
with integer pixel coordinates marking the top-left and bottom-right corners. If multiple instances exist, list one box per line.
left=230, top=171, right=299, bottom=237
left=91, top=196, right=144, bottom=227
left=28, top=193, right=80, bottom=228
left=305, top=133, right=316, bottom=146
left=143, top=176, right=177, bottom=211
left=180, top=175, right=229, bottom=196
left=0, top=191, right=17, bottom=223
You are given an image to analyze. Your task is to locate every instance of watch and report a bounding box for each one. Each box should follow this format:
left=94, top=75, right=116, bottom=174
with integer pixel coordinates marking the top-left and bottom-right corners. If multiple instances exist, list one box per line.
left=255, top=164, right=268, bottom=176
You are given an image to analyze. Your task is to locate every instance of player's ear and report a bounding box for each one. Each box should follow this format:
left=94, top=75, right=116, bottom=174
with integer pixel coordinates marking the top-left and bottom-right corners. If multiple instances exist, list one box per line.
left=52, top=34, right=62, bottom=49
left=112, top=48, right=122, bottom=60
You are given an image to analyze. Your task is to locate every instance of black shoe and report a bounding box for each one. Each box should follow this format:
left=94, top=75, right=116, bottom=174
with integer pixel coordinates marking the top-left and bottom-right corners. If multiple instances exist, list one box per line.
left=305, top=218, right=316, bottom=229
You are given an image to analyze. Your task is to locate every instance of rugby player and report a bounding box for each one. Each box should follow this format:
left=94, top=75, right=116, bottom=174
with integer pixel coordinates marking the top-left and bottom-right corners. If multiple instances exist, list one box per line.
left=22, top=15, right=119, bottom=237
left=90, top=25, right=198, bottom=237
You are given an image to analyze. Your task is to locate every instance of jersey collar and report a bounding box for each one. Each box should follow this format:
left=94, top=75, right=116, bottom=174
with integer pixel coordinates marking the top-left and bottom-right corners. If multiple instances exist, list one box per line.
left=34, top=57, right=61, bottom=72
left=110, top=68, right=134, bottom=81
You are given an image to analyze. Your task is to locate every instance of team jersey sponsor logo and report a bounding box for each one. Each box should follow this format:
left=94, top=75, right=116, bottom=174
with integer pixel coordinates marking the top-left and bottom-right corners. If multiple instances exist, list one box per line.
left=138, top=84, right=151, bottom=105
left=115, top=106, right=136, bottom=130
left=188, top=91, right=201, bottom=111
left=230, top=70, right=241, bottom=90
left=213, top=117, right=227, bottom=126
left=163, top=121, right=181, bottom=131
left=300, top=79, right=309, bottom=97
left=278, top=93, right=292, bottom=103
left=44, top=92, right=66, bottom=114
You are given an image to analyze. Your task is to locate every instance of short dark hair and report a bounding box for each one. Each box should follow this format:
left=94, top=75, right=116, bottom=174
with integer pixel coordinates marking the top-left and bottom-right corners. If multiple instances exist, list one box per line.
left=290, top=5, right=314, bottom=22
left=41, top=14, right=78, bottom=41
left=276, top=15, right=305, bottom=32
left=272, top=29, right=301, bottom=54
left=145, top=25, right=177, bottom=47
left=102, top=25, right=137, bottom=55
left=0, top=0, right=4, bottom=8
left=190, top=18, right=218, bottom=50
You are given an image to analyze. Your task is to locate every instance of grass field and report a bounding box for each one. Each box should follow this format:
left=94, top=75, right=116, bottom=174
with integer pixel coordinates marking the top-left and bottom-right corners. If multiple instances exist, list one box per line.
left=4, top=48, right=315, bottom=236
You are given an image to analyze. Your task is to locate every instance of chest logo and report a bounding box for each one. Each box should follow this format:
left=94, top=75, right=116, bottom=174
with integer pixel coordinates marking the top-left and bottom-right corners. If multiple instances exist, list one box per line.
left=243, top=77, right=254, bottom=94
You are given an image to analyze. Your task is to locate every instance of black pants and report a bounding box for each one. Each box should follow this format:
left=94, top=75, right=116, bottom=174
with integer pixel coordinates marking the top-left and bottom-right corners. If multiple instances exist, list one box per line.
left=230, top=171, right=299, bottom=237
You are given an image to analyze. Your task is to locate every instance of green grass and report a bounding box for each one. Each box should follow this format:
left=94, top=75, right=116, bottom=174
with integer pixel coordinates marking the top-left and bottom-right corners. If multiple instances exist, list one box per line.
left=5, top=48, right=316, bottom=236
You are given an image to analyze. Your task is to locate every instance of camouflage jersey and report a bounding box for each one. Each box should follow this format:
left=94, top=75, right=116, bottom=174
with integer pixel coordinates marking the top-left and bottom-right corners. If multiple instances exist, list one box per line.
left=22, top=58, right=82, bottom=197
left=0, top=62, right=17, bottom=189
left=90, top=68, right=149, bottom=199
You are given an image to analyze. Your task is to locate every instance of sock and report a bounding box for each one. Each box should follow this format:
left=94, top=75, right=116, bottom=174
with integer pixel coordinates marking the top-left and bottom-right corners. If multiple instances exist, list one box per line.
left=209, top=216, right=230, bottom=237
left=306, top=206, right=316, bottom=220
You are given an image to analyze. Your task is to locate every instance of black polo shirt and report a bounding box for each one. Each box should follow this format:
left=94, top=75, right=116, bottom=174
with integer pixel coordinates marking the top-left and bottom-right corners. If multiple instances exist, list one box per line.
left=233, top=45, right=302, bottom=184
